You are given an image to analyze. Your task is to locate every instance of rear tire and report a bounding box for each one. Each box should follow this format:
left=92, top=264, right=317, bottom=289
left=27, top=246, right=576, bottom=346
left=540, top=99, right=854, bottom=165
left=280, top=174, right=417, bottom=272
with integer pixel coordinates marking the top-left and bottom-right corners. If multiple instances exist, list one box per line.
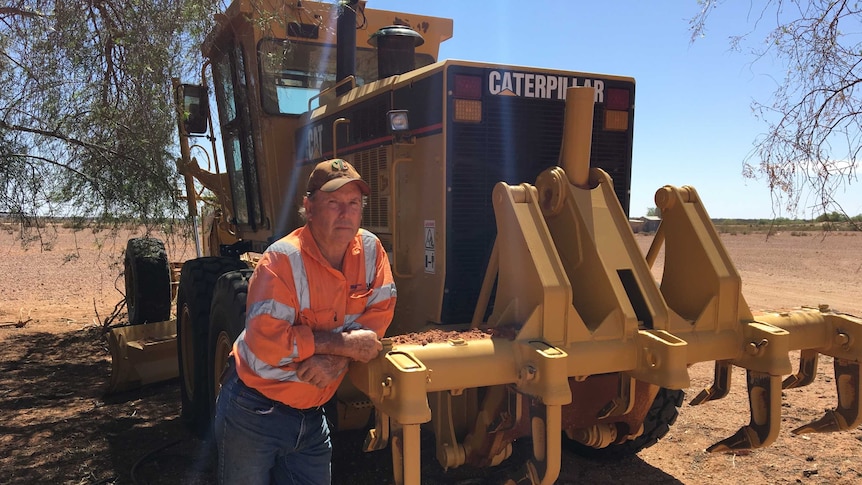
left=207, top=269, right=253, bottom=421
left=563, top=388, right=684, bottom=459
left=124, top=238, right=171, bottom=325
left=176, top=257, right=248, bottom=438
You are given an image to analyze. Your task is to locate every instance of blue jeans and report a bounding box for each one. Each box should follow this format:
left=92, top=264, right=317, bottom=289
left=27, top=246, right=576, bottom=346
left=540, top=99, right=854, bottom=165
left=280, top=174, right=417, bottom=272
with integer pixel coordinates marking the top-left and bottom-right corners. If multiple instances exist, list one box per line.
left=214, top=367, right=332, bottom=485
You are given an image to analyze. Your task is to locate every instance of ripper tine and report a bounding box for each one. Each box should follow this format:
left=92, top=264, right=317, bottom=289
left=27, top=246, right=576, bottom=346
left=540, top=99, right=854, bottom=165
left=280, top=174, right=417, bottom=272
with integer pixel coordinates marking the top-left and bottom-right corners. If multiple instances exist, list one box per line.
left=690, top=360, right=732, bottom=406
left=792, top=358, right=862, bottom=435
left=707, top=371, right=781, bottom=453
left=782, top=349, right=819, bottom=389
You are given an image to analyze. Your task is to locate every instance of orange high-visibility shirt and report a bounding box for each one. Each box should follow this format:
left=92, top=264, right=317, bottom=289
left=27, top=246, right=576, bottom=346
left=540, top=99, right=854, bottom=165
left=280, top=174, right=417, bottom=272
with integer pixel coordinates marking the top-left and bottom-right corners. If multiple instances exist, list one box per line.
left=233, top=226, right=396, bottom=409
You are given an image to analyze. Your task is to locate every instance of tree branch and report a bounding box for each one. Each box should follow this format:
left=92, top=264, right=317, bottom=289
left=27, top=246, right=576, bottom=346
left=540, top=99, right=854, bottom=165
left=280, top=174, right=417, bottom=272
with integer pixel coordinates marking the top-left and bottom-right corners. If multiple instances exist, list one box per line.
left=0, top=119, right=121, bottom=157
left=10, top=152, right=108, bottom=202
left=0, top=7, right=44, bottom=19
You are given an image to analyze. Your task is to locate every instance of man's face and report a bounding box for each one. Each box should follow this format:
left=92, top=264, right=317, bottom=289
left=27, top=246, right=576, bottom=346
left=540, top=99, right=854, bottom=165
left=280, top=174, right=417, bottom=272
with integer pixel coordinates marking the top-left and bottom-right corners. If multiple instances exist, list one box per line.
left=304, top=182, right=363, bottom=248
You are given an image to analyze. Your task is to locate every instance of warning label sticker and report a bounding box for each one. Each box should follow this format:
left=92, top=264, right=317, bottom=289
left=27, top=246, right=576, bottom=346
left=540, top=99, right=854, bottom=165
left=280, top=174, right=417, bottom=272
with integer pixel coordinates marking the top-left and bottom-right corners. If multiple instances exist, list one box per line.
left=424, top=220, right=435, bottom=274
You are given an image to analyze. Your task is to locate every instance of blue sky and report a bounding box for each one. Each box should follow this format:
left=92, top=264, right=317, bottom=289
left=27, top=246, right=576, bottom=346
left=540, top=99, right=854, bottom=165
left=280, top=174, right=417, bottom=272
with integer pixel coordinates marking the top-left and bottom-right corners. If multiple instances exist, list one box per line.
left=370, top=0, right=862, bottom=219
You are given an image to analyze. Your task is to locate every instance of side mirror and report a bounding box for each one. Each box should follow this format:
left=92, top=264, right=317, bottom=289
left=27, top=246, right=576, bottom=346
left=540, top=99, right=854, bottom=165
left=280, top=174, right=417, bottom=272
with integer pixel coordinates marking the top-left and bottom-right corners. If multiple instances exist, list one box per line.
left=177, top=84, right=209, bottom=134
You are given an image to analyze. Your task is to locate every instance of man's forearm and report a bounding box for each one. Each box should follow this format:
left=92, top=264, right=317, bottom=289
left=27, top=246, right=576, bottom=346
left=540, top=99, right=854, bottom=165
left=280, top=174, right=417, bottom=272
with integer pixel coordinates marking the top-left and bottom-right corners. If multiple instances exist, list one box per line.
left=296, top=354, right=350, bottom=388
left=311, top=328, right=383, bottom=363
left=312, top=331, right=351, bottom=357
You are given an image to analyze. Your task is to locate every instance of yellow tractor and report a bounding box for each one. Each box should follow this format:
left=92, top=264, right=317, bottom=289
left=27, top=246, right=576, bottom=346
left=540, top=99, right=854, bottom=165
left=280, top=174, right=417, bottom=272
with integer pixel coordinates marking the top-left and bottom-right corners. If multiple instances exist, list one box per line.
left=106, top=1, right=862, bottom=484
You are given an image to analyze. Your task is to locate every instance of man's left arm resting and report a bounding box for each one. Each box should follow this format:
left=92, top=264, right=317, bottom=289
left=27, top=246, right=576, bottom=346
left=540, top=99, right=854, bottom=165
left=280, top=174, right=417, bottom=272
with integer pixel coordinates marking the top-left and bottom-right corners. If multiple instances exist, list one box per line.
left=312, top=329, right=383, bottom=363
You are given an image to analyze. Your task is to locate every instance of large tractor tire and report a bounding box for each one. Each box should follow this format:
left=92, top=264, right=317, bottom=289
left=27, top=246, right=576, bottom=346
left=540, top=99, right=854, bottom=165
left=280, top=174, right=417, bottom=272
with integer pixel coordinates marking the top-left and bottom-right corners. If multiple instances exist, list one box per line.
left=124, top=237, right=171, bottom=325
left=206, top=269, right=253, bottom=421
left=563, top=388, right=684, bottom=459
left=176, top=257, right=248, bottom=438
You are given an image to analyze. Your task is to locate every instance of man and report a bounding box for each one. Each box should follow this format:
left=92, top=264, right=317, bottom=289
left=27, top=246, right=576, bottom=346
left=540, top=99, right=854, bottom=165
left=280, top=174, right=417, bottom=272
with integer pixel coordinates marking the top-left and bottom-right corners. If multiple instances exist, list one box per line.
left=214, top=159, right=396, bottom=484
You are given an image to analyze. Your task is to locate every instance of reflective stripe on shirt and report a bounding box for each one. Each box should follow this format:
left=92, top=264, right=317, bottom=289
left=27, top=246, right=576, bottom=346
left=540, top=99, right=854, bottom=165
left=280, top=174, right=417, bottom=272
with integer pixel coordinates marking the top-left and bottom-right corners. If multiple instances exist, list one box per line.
left=235, top=329, right=302, bottom=382
left=368, top=283, right=397, bottom=306
left=269, top=239, right=311, bottom=311
left=346, top=229, right=383, bottom=331
left=359, top=229, right=378, bottom=289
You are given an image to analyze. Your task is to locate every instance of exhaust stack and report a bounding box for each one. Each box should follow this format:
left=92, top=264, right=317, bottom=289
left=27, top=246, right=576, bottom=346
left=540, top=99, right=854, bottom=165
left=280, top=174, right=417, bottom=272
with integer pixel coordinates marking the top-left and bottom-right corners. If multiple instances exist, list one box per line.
left=336, top=0, right=358, bottom=95
left=369, top=25, right=425, bottom=79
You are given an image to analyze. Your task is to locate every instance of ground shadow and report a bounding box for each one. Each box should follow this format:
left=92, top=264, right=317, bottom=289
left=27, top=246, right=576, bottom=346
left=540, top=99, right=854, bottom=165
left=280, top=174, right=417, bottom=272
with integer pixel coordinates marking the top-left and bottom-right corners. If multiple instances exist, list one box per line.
left=101, top=412, right=216, bottom=485
left=332, top=427, right=682, bottom=485
left=0, top=328, right=214, bottom=484
left=0, top=328, right=682, bottom=484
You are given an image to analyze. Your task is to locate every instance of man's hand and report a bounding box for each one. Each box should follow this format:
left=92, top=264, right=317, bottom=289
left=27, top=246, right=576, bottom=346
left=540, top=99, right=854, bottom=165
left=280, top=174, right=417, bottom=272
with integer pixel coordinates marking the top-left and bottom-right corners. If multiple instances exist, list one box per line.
left=343, top=329, right=383, bottom=363
left=296, top=354, right=350, bottom=388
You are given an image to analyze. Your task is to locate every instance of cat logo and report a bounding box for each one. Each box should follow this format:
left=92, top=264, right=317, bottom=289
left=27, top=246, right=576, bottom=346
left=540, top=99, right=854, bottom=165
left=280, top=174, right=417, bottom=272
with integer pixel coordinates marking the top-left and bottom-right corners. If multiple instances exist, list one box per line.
left=488, top=70, right=604, bottom=103
left=306, top=124, right=324, bottom=160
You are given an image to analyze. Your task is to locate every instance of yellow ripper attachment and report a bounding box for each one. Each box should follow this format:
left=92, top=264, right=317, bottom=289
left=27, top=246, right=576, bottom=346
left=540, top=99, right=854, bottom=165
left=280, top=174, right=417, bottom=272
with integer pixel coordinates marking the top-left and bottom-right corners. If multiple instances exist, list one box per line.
left=105, top=319, right=179, bottom=394
left=652, top=184, right=862, bottom=451
left=349, top=88, right=862, bottom=485
left=689, top=309, right=862, bottom=451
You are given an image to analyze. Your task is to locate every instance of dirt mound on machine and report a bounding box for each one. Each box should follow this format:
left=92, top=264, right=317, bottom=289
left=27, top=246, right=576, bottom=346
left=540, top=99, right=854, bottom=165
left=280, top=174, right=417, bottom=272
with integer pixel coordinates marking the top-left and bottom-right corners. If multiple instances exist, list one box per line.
left=388, top=328, right=493, bottom=346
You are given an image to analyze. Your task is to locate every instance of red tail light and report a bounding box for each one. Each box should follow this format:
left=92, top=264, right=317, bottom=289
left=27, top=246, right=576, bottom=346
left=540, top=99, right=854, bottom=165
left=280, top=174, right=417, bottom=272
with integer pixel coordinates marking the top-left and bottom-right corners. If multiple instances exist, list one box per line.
left=606, top=88, right=630, bottom=110
left=454, top=75, right=482, bottom=99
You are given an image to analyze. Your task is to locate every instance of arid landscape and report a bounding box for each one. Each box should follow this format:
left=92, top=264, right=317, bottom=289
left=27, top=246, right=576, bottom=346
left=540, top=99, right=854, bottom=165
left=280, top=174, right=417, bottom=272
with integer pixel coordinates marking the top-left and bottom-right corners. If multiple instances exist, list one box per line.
left=1, top=223, right=860, bottom=484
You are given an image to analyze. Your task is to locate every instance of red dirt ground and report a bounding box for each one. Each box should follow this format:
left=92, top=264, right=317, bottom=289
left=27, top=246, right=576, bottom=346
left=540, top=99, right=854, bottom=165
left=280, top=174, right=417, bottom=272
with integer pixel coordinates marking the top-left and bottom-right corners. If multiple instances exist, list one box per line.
left=1, top=223, right=860, bottom=484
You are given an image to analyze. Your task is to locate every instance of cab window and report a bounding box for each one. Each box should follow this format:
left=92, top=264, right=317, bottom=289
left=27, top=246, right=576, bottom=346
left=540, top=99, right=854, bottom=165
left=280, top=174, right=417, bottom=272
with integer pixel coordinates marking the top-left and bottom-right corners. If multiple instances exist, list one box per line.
left=258, top=38, right=435, bottom=116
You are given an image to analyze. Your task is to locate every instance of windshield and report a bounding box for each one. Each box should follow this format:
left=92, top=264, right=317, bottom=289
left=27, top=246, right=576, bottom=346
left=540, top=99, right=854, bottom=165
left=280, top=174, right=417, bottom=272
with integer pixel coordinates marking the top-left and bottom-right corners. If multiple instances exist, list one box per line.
left=258, top=39, right=434, bottom=115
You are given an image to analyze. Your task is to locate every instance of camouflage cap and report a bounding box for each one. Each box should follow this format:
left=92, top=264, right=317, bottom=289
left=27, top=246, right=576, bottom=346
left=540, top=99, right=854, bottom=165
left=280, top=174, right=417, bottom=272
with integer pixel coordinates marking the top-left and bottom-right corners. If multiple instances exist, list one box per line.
left=306, top=159, right=370, bottom=196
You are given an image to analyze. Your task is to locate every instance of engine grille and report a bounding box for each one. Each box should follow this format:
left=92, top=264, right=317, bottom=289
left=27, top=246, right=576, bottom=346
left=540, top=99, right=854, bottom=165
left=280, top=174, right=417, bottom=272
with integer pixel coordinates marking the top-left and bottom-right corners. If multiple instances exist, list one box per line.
left=353, top=146, right=390, bottom=233
left=442, top=94, right=633, bottom=324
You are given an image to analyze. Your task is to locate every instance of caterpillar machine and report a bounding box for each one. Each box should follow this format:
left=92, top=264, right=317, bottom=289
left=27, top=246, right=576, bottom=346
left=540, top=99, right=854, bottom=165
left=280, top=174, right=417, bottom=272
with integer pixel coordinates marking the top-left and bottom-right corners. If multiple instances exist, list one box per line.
left=105, top=1, right=862, bottom=483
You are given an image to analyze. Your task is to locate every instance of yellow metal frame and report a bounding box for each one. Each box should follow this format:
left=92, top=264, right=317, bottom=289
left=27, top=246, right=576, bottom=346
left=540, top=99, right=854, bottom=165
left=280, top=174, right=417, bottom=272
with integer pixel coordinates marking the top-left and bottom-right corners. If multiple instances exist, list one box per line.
left=349, top=88, right=862, bottom=485
left=105, top=320, right=179, bottom=394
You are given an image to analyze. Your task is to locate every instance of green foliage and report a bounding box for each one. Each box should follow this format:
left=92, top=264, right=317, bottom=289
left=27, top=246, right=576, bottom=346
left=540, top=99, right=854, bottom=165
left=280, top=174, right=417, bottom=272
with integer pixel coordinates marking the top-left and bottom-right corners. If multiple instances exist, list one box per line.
left=815, top=211, right=849, bottom=223
left=0, top=1, right=222, bottom=230
left=711, top=215, right=862, bottom=233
